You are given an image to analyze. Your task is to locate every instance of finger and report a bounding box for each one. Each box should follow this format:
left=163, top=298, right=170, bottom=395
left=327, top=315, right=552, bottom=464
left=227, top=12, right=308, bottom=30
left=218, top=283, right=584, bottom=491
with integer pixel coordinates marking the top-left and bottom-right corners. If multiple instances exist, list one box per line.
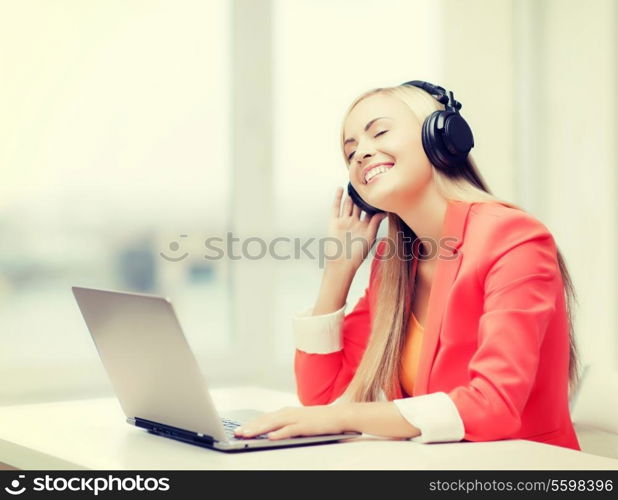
left=369, top=212, right=387, bottom=230
left=235, top=417, right=288, bottom=437
left=268, top=424, right=306, bottom=441
left=233, top=417, right=264, bottom=437
left=352, top=202, right=361, bottom=220
left=342, top=193, right=353, bottom=217
left=332, top=186, right=344, bottom=218
left=235, top=425, right=274, bottom=438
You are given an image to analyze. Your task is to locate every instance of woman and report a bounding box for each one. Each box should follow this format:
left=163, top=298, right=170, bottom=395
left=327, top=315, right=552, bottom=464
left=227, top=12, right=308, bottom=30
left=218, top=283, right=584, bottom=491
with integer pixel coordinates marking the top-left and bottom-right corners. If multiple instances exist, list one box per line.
left=234, top=81, right=581, bottom=450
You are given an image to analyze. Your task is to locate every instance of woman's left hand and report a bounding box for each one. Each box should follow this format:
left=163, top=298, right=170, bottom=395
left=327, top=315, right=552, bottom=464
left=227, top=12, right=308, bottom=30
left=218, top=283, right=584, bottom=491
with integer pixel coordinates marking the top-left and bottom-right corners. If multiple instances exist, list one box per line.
left=233, top=404, right=351, bottom=440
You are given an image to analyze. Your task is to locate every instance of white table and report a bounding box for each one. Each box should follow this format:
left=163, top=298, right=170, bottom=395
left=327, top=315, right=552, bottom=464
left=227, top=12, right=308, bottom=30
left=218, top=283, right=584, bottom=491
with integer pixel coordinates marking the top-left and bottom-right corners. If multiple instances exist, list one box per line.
left=1, top=386, right=617, bottom=470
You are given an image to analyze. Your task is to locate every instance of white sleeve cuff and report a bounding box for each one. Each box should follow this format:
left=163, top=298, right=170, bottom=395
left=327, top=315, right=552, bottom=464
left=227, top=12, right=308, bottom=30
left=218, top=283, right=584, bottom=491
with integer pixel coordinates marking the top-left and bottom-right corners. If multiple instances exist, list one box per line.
left=393, top=392, right=465, bottom=443
left=293, top=303, right=347, bottom=354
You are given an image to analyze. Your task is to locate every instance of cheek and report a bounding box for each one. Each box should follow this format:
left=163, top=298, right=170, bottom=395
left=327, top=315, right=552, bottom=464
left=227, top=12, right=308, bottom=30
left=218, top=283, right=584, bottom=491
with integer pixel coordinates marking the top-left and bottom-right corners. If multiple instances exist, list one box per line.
left=398, top=136, right=429, bottom=170
left=395, top=155, right=433, bottom=189
left=390, top=133, right=423, bottom=161
left=396, top=141, right=426, bottom=168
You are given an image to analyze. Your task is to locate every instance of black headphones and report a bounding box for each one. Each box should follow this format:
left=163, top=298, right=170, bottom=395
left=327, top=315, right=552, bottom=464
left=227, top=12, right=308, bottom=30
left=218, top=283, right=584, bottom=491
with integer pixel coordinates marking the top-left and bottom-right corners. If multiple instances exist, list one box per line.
left=346, top=80, right=475, bottom=215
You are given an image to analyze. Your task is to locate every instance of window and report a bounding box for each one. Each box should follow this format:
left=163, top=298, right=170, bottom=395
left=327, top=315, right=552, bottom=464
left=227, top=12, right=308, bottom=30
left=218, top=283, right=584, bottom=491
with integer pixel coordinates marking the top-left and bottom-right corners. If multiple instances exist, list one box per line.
left=0, top=0, right=231, bottom=403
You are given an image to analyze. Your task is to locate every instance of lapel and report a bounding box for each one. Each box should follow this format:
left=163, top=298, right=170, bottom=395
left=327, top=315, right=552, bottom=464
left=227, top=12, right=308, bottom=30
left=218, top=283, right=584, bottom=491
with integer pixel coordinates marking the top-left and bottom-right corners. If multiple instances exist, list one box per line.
left=392, top=199, right=473, bottom=399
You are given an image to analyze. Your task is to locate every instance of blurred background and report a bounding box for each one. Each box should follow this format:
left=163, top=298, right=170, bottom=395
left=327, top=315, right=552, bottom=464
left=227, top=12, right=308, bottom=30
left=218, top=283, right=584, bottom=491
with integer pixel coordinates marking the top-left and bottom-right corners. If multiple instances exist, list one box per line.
left=0, top=0, right=616, bottom=405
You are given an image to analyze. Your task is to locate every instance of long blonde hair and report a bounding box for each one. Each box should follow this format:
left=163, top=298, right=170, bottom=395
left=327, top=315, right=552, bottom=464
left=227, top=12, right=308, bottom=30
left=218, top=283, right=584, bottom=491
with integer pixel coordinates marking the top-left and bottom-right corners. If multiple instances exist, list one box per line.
left=338, top=85, right=579, bottom=402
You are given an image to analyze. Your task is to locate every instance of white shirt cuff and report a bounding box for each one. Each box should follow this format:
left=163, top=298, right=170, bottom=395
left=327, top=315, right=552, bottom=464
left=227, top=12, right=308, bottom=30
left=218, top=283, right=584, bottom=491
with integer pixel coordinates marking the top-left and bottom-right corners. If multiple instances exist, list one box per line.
left=393, top=392, right=465, bottom=443
left=293, top=303, right=347, bottom=354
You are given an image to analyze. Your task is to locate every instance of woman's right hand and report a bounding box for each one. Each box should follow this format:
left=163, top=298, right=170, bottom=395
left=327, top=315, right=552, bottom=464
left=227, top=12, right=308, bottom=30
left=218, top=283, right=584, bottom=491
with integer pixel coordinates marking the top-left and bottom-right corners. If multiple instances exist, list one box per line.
left=323, top=186, right=387, bottom=272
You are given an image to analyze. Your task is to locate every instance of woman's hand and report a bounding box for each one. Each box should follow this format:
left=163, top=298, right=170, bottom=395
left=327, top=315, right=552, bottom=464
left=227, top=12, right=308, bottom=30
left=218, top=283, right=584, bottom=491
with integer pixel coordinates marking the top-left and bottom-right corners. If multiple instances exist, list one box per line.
left=233, top=404, right=352, bottom=441
left=324, top=186, right=387, bottom=271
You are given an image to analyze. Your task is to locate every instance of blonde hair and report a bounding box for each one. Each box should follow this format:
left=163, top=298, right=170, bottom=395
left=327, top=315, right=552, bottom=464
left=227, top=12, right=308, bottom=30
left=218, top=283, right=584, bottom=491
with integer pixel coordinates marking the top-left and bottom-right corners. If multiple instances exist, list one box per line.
left=338, top=85, right=579, bottom=402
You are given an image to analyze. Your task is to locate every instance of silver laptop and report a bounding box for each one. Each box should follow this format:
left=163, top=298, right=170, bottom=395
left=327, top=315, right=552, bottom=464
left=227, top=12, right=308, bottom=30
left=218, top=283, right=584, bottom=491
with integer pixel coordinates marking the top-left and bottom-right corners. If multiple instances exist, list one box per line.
left=72, top=286, right=360, bottom=452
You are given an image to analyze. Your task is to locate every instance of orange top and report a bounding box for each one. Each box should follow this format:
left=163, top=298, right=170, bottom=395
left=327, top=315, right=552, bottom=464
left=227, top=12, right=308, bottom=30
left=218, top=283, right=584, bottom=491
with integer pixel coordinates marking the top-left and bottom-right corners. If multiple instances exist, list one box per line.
left=399, top=311, right=424, bottom=397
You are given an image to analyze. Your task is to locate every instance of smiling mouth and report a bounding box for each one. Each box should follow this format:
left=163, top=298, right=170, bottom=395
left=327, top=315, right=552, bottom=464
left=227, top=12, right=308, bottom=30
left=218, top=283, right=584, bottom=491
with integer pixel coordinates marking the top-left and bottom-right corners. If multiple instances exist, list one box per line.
left=364, top=163, right=394, bottom=184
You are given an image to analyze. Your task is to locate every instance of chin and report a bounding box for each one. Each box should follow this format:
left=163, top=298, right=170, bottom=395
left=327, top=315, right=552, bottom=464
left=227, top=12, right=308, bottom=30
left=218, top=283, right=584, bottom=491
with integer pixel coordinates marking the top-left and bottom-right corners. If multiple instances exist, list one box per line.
left=364, top=186, right=396, bottom=212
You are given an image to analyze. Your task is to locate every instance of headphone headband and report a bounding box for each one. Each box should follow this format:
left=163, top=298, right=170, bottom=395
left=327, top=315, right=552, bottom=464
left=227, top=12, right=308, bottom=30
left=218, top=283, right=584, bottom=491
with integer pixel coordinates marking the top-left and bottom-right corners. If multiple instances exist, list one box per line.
left=400, top=80, right=463, bottom=112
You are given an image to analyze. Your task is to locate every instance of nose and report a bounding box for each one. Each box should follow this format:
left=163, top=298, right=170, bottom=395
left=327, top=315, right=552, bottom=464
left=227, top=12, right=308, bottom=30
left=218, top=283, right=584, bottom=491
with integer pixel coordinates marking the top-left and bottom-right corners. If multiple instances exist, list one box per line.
left=355, top=151, right=374, bottom=169
left=351, top=152, right=373, bottom=185
left=351, top=133, right=378, bottom=168
left=354, top=151, right=374, bottom=178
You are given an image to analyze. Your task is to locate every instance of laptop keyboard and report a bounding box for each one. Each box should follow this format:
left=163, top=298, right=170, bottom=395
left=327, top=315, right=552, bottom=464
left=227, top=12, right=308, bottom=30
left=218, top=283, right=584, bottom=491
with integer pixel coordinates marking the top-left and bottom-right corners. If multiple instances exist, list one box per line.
left=221, top=417, right=269, bottom=440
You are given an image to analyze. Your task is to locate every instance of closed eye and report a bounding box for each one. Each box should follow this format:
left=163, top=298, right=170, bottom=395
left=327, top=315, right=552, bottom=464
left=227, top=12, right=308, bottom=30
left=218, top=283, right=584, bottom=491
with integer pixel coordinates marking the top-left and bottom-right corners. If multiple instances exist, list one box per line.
left=347, top=130, right=388, bottom=161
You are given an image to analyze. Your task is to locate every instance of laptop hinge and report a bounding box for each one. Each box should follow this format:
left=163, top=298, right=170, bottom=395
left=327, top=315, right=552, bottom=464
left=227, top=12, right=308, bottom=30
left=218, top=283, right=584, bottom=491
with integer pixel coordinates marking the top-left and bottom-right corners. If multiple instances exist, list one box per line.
left=133, top=417, right=215, bottom=445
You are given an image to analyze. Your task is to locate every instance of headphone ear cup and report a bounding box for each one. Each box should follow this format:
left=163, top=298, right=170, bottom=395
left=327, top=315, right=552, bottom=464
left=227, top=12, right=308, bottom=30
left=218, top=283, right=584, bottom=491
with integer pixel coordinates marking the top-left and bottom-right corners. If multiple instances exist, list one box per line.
left=422, top=111, right=474, bottom=171
left=347, top=182, right=384, bottom=216
left=442, top=113, right=474, bottom=158
left=422, top=111, right=451, bottom=171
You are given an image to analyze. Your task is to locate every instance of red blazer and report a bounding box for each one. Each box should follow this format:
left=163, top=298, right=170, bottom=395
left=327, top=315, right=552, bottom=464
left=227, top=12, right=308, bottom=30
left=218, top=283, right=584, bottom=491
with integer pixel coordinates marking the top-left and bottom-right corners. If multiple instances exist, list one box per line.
left=295, top=200, right=581, bottom=450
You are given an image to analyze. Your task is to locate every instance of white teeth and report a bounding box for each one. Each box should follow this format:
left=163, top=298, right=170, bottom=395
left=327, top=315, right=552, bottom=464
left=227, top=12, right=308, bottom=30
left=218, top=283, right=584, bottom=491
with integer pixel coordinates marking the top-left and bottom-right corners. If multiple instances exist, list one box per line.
left=365, top=164, right=392, bottom=183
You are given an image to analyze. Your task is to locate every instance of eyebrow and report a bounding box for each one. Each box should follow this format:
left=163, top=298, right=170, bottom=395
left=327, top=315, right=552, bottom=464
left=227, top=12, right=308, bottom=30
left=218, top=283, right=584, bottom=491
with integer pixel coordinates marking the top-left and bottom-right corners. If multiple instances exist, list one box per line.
left=344, top=116, right=392, bottom=146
